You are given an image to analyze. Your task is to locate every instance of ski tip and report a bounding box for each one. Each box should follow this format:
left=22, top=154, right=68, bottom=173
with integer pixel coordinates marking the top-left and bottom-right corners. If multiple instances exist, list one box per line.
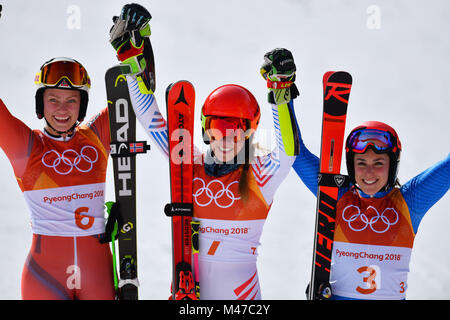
left=105, top=65, right=124, bottom=81
left=326, top=71, right=352, bottom=85
left=323, top=71, right=335, bottom=84
left=165, top=80, right=195, bottom=106
left=172, top=80, right=194, bottom=87
left=165, top=81, right=194, bottom=95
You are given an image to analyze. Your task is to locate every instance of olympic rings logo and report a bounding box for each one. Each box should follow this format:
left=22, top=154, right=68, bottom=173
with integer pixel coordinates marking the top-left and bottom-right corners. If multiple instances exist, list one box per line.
left=193, top=177, right=240, bottom=209
left=341, top=205, right=399, bottom=234
left=42, top=146, right=99, bottom=175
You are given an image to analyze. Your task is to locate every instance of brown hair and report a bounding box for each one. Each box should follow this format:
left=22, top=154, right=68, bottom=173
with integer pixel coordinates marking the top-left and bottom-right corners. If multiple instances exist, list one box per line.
left=238, top=137, right=264, bottom=203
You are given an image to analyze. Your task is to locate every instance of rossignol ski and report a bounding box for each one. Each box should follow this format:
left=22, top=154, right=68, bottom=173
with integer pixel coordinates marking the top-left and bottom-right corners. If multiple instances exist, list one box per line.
left=105, top=64, right=150, bottom=300
left=308, top=71, right=352, bottom=300
left=164, top=80, right=198, bottom=300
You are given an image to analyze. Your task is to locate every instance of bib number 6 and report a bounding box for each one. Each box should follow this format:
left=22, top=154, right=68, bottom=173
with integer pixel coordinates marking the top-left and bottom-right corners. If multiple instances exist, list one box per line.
left=75, top=207, right=95, bottom=230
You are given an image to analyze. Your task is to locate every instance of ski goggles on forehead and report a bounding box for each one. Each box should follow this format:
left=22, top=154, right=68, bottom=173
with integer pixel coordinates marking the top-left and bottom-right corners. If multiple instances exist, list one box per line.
left=34, top=60, right=91, bottom=88
left=204, top=117, right=250, bottom=141
left=347, top=128, right=395, bottom=153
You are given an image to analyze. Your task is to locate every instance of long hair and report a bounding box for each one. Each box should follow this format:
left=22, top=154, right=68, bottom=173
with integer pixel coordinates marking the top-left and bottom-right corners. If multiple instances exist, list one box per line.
left=238, top=139, right=252, bottom=203
left=238, top=136, right=269, bottom=203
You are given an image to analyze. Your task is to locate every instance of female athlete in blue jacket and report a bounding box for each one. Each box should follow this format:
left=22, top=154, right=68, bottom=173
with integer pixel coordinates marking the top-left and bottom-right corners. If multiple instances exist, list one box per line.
left=294, top=119, right=449, bottom=299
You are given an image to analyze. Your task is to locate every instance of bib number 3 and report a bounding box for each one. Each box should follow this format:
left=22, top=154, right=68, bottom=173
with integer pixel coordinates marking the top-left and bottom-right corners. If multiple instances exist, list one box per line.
left=356, top=265, right=380, bottom=294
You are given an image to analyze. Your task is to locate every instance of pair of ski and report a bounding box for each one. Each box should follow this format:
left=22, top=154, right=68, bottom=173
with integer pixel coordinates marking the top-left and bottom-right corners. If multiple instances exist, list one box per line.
left=106, top=60, right=198, bottom=299
left=308, top=71, right=353, bottom=300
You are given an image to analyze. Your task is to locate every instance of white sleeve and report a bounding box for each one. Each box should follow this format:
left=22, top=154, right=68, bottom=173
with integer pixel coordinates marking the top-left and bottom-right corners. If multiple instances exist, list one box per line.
left=126, top=75, right=202, bottom=160
left=251, top=103, right=296, bottom=205
left=127, top=75, right=169, bottom=159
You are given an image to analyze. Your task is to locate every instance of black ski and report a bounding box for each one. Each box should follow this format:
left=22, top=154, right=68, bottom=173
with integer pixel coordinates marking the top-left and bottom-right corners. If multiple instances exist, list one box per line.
left=105, top=64, right=150, bottom=300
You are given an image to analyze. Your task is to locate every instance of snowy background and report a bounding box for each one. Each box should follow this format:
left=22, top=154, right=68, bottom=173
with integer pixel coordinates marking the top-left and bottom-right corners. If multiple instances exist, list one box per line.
left=0, top=0, right=449, bottom=300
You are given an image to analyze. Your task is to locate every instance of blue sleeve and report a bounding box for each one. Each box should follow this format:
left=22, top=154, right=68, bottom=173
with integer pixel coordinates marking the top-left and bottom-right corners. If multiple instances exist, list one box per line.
left=292, top=128, right=320, bottom=196
left=292, top=124, right=350, bottom=199
left=401, top=153, right=450, bottom=233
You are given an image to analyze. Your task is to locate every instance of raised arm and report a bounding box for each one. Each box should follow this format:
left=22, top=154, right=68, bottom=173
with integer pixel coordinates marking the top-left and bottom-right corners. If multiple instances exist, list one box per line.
left=126, top=76, right=170, bottom=158
left=292, top=130, right=321, bottom=196
left=108, top=4, right=170, bottom=159
left=402, top=153, right=450, bottom=233
left=253, top=48, right=301, bottom=204
left=0, top=99, right=34, bottom=178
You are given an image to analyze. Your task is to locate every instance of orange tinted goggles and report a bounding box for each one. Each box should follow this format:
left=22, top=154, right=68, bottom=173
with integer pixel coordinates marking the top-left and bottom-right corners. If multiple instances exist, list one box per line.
left=204, top=117, right=249, bottom=141
left=35, top=60, right=91, bottom=88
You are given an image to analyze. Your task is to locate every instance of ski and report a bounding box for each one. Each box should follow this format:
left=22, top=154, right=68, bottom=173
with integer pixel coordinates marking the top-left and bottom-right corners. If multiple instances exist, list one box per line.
left=105, top=64, right=150, bottom=300
left=164, top=80, right=198, bottom=300
left=308, top=71, right=352, bottom=300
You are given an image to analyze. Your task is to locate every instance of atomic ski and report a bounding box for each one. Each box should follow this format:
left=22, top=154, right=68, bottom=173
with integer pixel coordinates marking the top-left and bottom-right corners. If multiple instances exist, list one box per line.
left=105, top=64, right=150, bottom=300
left=308, top=71, right=352, bottom=300
left=164, top=80, right=198, bottom=300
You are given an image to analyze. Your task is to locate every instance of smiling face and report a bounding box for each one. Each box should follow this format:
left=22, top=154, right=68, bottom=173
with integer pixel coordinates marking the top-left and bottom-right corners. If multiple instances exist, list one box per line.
left=354, top=148, right=390, bottom=196
left=210, top=135, right=246, bottom=163
left=43, top=88, right=81, bottom=135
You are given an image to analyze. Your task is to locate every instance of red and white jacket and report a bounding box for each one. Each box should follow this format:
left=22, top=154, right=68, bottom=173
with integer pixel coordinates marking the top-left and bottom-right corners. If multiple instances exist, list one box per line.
left=0, top=99, right=110, bottom=237
left=127, top=76, right=296, bottom=299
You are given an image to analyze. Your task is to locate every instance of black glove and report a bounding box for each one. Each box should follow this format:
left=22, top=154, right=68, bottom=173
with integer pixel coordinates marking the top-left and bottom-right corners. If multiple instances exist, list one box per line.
left=99, top=201, right=123, bottom=244
left=110, top=3, right=152, bottom=51
left=260, top=48, right=300, bottom=104
left=119, top=3, right=151, bottom=31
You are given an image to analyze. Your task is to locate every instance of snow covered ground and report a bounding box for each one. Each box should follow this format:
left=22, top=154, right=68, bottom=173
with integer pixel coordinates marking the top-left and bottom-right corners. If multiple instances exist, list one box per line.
left=0, top=0, right=448, bottom=299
